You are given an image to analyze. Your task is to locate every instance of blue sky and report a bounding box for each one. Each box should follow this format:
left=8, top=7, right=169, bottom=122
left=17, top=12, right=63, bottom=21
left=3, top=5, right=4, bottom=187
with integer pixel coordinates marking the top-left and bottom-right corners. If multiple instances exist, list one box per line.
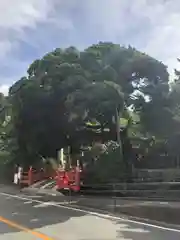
left=0, top=0, right=180, bottom=95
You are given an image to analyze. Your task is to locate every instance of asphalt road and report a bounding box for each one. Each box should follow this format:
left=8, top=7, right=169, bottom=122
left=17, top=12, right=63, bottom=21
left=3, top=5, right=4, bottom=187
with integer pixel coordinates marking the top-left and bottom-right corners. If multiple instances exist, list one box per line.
left=0, top=186, right=180, bottom=239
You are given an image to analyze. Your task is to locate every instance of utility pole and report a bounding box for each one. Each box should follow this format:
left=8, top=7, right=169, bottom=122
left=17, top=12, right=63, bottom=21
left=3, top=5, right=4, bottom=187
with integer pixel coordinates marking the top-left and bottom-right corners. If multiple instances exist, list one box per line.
left=115, top=107, right=129, bottom=181
left=115, top=107, right=123, bottom=161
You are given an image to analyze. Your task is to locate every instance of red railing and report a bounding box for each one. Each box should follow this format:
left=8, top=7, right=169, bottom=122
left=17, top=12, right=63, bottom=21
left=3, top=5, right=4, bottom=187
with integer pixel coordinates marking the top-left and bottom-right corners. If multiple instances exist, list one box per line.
left=15, top=165, right=82, bottom=191
left=18, top=167, right=56, bottom=186
left=56, top=166, right=82, bottom=192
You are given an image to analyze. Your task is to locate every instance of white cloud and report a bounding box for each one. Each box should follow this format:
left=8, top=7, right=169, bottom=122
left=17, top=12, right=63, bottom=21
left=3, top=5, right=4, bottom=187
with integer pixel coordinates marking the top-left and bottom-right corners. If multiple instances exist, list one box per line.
left=0, top=0, right=75, bottom=81
left=0, top=1, right=48, bottom=29
left=82, top=0, right=180, bottom=74
left=0, top=0, right=53, bottom=58
left=1, top=0, right=180, bottom=86
left=138, top=0, right=180, bottom=76
left=0, top=84, right=9, bottom=96
left=74, top=0, right=180, bottom=75
left=0, top=41, right=12, bottom=59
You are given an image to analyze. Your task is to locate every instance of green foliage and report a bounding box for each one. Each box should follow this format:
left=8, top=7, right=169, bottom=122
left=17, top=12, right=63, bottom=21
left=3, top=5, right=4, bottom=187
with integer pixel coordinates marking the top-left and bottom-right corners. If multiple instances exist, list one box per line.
left=1, top=41, right=179, bottom=179
left=84, top=143, right=126, bottom=183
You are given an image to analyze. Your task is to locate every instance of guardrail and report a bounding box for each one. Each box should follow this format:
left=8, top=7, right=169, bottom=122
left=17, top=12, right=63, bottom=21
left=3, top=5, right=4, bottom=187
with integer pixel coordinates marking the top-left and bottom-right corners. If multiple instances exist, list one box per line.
left=82, top=181, right=180, bottom=189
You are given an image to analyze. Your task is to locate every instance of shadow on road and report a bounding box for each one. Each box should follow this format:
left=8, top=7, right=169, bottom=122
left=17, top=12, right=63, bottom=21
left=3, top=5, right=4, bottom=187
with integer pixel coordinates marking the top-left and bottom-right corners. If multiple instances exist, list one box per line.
left=0, top=191, right=86, bottom=235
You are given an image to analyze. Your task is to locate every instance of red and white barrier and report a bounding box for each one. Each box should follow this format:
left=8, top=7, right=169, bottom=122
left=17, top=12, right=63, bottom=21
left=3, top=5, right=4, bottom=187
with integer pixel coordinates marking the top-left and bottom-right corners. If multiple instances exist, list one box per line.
left=13, top=166, right=55, bottom=187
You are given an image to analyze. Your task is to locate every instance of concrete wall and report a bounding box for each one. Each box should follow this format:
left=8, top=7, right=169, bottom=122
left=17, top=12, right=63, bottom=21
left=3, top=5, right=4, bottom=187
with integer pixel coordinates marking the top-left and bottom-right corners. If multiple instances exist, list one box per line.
left=135, top=169, right=180, bottom=182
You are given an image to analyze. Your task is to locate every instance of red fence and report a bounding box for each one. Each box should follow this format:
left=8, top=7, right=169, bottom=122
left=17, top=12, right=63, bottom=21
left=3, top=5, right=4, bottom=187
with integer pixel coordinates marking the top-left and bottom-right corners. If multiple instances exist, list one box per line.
left=14, top=165, right=83, bottom=192
left=56, top=166, right=82, bottom=192
left=18, top=167, right=56, bottom=186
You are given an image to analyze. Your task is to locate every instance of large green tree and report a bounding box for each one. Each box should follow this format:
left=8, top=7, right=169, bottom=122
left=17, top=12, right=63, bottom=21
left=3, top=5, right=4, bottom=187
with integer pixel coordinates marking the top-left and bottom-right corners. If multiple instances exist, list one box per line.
left=6, top=42, right=171, bottom=171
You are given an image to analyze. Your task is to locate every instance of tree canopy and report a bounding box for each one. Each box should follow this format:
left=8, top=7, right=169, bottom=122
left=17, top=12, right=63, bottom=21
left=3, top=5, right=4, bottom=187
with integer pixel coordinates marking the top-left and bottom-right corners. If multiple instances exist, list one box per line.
left=1, top=41, right=180, bottom=178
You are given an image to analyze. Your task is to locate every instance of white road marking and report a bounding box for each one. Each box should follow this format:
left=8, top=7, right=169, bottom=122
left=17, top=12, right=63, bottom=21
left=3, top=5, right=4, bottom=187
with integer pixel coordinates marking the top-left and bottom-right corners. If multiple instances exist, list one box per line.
left=160, top=202, right=169, bottom=205
left=31, top=180, right=47, bottom=188
left=24, top=201, right=33, bottom=204
left=34, top=202, right=54, bottom=208
left=41, top=181, right=55, bottom=189
left=120, top=227, right=149, bottom=233
left=12, top=212, right=18, bottom=215
left=30, top=218, right=39, bottom=222
left=25, top=195, right=43, bottom=198
left=1, top=191, right=180, bottom=233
